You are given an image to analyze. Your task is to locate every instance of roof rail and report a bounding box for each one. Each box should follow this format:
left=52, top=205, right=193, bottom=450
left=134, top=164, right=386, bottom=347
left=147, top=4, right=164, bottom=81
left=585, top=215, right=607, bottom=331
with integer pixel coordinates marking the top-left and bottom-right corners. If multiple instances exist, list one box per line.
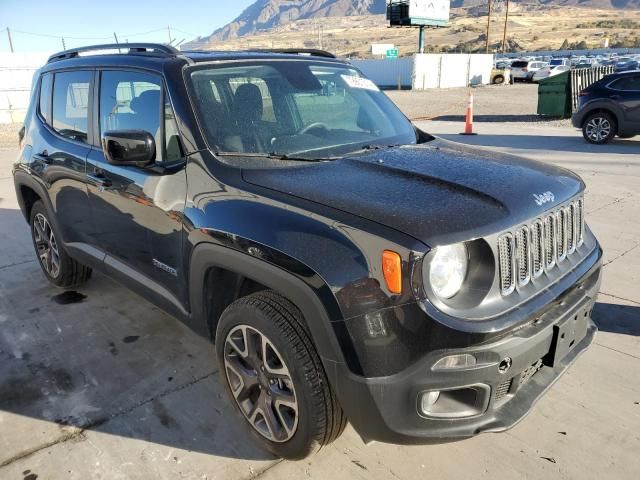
left=255, top=48, right=336, bottom=59
left=47, top=43, right=178, bottom=63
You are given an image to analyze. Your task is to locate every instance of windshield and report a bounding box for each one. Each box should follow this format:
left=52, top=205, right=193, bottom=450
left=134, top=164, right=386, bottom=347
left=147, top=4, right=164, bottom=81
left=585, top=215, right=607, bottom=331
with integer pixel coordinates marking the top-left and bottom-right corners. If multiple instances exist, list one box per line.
left=188, top=60, right=417, bottom=160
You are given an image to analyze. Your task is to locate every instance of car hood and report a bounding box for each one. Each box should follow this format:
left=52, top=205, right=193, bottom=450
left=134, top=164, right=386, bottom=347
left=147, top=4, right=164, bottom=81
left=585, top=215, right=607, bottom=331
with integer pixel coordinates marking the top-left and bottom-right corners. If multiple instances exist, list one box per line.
left=242, top=139, right=584, bottom=247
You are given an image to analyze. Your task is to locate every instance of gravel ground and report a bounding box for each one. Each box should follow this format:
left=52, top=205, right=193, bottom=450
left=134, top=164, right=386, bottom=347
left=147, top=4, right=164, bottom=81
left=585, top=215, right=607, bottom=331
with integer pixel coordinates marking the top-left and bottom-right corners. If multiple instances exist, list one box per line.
left=386, top=83, right=572, bottom=128
left=0, top=123, right=20, bottom=150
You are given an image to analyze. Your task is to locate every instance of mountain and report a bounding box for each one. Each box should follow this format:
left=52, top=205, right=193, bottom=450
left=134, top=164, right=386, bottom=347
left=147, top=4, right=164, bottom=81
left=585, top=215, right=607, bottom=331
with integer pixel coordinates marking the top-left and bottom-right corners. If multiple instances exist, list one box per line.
left=191, top=0, right=386, bottom=44
left=186, top=0, right=640, bottom=48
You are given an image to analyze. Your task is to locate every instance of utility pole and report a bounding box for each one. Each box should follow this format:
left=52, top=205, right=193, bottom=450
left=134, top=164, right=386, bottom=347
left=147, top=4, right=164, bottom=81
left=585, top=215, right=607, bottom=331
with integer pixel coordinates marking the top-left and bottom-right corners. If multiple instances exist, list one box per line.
left=167, top=25, right=172, bottom=44
left=113, top=32, right=119, bottom=44
left=61, top=37, right=66, bottom=50
left=6, top=27, right=14, bottom=53
left=501, top=0, right=510, bottom=53
left=485, top=0, right=492, bottom=53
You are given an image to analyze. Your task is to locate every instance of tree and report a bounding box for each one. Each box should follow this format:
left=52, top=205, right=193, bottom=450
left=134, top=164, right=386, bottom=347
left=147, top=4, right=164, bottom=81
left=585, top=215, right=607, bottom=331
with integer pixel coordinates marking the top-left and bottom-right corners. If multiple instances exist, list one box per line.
left=559, top=39, right=569, bottom=50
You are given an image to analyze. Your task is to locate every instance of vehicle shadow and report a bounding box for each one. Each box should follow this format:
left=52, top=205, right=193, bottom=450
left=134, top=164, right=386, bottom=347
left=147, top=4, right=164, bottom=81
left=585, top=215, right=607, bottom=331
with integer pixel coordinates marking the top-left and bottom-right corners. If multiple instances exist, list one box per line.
left=592, top=301, right=640, bottom=337
left=0, top=209, right=274, bottom=463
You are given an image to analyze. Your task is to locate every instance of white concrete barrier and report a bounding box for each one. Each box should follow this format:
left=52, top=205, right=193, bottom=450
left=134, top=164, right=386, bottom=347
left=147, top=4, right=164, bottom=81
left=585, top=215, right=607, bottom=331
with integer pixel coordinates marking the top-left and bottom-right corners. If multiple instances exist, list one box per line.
left=412, top=53, right=494, bottom=90
left=349, top=58, right=414, bottom=89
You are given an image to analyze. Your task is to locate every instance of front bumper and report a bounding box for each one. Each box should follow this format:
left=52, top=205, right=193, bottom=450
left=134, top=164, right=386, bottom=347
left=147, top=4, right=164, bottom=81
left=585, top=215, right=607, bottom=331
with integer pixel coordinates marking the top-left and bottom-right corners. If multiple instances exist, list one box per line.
left=329, top=248, right=601, bottom=445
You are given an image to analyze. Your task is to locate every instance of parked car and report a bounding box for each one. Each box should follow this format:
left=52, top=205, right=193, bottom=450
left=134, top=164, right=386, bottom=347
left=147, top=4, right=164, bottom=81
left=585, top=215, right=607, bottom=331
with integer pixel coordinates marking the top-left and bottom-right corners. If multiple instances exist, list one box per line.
left=532, top=65, right=570, bottom=82
left=615, top=60, right=639, bottom=73
left=572, top=71, right=640, bottom=144
left=510, top=60, right=548, bottom=82
left=14, top=43, right=603, bottom=459
left=491, top=67, right=511, bottom=84
left=549, top=58, right=569, bottom=67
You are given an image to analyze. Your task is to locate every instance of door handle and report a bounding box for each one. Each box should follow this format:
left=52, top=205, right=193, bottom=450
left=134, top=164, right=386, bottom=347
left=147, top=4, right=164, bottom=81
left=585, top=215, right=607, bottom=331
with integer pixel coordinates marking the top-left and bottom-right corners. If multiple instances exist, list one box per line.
left=87, top=172, right=112, bottom=188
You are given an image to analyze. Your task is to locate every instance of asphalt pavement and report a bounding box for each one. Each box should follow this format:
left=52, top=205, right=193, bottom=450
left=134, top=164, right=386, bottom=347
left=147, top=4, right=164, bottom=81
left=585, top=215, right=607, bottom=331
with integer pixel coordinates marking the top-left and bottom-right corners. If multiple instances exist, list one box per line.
left=0, top=120, right=639, bottom=479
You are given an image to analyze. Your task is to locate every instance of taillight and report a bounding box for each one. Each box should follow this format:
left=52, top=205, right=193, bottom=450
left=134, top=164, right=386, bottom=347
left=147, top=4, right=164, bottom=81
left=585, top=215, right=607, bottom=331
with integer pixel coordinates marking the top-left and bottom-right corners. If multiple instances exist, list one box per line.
left=522, top=68, right=528, bottom=72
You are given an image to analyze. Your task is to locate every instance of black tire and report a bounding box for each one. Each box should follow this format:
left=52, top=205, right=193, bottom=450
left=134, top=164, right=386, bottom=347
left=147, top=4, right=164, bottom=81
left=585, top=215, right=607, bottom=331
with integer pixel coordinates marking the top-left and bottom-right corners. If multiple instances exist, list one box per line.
left=30, top=201, right=92, bottom=288
left=215, top=290, right=346, bottom=459
left=492, top=75, right=504, bottom=85
left=582, top=111, right=616, bottom=145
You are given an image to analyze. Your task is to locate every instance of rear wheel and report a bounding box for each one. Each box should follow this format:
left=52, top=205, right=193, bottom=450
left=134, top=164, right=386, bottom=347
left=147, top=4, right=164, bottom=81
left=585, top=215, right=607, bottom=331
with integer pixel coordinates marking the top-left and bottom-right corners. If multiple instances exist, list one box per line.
left=215, top=291, right=346, bottom=459
left=492, top=75, right=505, bottom=85
left=30, top=201, right=92, bottom=287
left=582, top=112, right=616, bottom=144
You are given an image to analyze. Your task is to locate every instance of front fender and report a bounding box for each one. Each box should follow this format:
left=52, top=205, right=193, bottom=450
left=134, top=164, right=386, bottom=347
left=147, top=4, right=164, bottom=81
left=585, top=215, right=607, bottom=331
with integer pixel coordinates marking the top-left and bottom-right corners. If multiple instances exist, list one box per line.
left=188, top=240, right=352, bottom=368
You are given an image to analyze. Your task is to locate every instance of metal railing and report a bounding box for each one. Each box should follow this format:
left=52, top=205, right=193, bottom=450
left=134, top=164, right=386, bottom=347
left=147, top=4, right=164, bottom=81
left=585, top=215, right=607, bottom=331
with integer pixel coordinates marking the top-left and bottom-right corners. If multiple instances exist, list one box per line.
left=570, top=65, right=615, bottom=112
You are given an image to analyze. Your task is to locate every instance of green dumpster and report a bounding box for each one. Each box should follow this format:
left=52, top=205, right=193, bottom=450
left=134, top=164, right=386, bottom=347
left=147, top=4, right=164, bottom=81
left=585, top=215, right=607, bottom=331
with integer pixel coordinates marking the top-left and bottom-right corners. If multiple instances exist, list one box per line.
left=537, top=71, right=571, bottom=118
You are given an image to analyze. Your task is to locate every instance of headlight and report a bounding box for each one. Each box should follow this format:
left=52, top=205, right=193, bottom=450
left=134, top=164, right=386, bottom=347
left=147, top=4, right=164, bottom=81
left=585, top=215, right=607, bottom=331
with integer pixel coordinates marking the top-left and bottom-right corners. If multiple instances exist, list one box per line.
left=429, top=244, right=468, bottom=299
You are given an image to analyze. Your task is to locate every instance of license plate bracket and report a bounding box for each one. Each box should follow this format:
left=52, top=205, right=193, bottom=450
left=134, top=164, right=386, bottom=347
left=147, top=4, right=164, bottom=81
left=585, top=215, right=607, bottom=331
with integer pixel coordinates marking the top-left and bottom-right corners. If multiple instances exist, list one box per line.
left=548, top=310, right=589, bottom=367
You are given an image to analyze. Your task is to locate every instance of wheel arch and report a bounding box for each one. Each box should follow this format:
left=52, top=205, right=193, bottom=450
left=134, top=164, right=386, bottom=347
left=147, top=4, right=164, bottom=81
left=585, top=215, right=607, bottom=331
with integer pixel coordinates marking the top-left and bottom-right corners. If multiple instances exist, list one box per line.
left=188, top=241, right=350, bottom=368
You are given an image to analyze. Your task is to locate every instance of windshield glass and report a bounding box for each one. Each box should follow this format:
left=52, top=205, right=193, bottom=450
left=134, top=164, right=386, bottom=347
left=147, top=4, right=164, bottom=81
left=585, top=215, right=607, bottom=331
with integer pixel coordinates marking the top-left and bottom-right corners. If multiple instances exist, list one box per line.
left=188, top=60, right=417, bottom=160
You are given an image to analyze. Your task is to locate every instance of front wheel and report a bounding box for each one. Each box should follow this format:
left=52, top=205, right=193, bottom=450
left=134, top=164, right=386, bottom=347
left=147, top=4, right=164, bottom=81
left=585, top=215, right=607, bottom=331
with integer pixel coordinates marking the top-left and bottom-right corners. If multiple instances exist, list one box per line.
left=215, top=291, right=346, bottom=459
left=582, top=112, right=616, bottom=144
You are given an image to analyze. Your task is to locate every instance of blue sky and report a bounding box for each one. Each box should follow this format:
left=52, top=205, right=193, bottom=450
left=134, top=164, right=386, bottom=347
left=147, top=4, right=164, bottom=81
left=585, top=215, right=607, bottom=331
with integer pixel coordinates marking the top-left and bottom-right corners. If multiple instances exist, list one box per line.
left=0, top=0, right=256, bottom=53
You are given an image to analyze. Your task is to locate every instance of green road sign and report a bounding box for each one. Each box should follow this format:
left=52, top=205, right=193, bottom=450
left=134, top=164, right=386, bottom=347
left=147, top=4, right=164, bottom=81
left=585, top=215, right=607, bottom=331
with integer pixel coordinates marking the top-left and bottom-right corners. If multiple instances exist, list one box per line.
left=386, top=49, right=398, bottom=59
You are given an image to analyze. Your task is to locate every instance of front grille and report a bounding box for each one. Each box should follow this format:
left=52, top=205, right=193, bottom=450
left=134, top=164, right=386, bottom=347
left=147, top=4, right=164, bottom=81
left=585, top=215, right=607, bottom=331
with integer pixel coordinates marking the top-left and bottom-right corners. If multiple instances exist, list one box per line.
left=494, top=378, right=512, bottom=401
left=498, top=196, right=584, bottom=296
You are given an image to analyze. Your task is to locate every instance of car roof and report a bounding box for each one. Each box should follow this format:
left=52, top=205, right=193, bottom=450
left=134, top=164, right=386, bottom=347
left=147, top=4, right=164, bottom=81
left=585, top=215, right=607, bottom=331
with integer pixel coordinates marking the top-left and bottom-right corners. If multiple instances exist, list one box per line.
left=41, top=43, right=345, bottom=74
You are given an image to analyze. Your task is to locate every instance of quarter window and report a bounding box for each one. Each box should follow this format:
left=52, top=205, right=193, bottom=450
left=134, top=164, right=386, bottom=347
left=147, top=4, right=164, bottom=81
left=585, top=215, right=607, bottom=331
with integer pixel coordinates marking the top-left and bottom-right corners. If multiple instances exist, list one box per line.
left=52, top=71, right=91, bottom=143
left=38, top=73, right=52, bottom=125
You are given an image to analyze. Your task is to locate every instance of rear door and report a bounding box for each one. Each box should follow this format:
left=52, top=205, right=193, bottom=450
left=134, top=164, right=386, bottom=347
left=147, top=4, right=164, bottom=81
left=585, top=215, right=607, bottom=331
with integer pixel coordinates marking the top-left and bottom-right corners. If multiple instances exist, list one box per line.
left=30, top=70, right=94, bottom=244
left=85, top=68, right=187, bottom=302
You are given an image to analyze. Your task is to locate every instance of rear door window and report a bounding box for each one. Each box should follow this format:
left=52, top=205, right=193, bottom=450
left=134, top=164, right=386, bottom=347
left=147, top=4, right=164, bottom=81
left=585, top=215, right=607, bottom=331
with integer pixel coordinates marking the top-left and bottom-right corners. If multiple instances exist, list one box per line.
left=511, top=61, right=528, bottom=68
left=52, top=71, right=91, bottom=143
left=610, top=76, right=640, bottom=91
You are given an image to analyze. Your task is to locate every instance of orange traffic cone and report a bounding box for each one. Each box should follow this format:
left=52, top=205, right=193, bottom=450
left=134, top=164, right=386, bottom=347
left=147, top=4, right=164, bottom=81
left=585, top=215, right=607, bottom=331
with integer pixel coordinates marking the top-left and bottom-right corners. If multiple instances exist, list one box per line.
left=460, top=89, right=477, bottom=135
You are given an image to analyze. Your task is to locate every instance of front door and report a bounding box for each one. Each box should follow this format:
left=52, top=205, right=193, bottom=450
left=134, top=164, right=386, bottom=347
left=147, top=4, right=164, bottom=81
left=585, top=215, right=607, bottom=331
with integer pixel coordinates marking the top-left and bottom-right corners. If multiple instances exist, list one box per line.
left=86, top=69, right=187, bottom=302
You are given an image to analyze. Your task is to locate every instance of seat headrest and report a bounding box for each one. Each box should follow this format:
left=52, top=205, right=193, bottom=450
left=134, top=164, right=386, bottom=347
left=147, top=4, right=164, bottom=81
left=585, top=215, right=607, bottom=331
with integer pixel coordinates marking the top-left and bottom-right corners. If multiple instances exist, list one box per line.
left=130, top=89, right=160, bottom=114
left=232, top=83, right=263, bottom=123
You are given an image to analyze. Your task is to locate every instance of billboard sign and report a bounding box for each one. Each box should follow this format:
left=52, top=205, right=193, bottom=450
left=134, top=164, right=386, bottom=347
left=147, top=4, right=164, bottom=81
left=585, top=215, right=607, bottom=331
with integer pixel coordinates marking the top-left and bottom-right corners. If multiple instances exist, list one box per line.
left=408, top=0, right=450, bottom=26
left=371, top=43, right=395, bottom=55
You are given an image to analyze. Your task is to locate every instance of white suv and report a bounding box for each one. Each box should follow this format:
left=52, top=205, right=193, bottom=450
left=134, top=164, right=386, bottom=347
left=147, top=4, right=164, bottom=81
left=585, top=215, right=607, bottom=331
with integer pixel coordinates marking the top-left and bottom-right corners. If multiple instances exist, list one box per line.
left=510, top=60, right=549, bottom=82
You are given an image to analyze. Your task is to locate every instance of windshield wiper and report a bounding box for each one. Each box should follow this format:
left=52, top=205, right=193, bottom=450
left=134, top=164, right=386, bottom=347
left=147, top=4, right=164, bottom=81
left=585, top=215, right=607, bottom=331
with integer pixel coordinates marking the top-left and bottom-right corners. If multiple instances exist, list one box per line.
left=215, top=151, right=324, bottom=162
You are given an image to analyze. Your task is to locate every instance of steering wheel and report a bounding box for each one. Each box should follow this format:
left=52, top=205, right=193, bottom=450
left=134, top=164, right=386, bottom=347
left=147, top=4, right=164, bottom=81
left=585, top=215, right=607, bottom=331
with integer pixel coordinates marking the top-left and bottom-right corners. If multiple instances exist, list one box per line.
left=298, top=122, right=329, bottom=135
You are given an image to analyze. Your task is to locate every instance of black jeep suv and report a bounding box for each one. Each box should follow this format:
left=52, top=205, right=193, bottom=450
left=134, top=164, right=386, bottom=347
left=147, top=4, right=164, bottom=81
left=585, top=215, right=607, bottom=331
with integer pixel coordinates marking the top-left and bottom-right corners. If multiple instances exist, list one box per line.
left=14, top=44, right=602, bottom=459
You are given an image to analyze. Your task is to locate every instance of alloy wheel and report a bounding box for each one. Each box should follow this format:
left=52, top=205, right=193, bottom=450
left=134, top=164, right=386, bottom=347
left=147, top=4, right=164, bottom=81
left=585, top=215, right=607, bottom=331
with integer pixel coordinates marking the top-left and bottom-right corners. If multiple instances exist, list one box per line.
left=585, top=117, right=611, bottom=143
left=33, top=213, right=60, bottom=278
left=223, top=325, right=299, bottom=443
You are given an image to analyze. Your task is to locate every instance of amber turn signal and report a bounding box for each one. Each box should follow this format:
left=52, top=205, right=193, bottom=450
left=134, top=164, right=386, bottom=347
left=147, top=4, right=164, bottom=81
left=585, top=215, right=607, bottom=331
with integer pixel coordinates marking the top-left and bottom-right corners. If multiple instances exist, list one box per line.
left=382, top=250, right=402, bottom=294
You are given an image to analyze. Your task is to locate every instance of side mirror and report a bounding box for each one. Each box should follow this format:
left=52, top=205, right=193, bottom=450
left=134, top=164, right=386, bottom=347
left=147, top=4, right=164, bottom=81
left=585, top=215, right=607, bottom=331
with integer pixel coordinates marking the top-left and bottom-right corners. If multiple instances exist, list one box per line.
left=101, top=130, right=155, bottom=167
